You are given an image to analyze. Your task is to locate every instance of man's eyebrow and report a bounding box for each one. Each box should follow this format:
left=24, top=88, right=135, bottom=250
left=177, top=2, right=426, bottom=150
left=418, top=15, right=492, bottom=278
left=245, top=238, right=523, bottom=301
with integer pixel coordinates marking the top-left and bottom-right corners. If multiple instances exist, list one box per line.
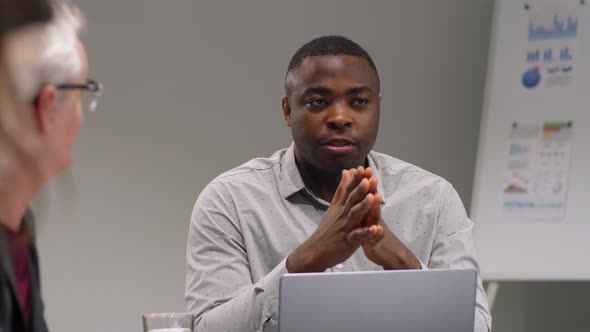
left=346, top=86, right=372, bottom=95
left=301, top=87, right=332, bottom=96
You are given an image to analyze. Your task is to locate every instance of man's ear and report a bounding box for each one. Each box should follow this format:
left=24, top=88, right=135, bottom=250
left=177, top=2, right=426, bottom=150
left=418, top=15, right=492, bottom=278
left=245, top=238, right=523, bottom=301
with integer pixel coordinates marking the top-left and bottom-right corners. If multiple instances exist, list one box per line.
left=282, top=96, right=291, bottom=127
left=34, top=85, right=58, bottom=134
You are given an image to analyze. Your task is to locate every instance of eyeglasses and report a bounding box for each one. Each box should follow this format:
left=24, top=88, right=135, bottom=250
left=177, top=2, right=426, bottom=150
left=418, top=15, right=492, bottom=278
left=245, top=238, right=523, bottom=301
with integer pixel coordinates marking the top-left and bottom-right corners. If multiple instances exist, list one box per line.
left=56, top=78, right=103, bottom=112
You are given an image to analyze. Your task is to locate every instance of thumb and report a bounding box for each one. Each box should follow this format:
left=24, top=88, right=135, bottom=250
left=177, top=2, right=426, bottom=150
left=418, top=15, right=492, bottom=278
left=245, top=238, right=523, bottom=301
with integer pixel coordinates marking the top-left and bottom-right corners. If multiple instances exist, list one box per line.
left=346, top=225, right=380, bottom=247
left=363, top=225, right=384, bottom=247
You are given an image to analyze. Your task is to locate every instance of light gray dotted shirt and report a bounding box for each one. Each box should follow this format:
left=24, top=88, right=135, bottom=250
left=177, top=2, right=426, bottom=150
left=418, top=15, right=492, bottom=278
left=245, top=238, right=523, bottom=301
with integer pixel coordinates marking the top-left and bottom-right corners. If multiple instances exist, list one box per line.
left=185, top=144, right=491, bottom=332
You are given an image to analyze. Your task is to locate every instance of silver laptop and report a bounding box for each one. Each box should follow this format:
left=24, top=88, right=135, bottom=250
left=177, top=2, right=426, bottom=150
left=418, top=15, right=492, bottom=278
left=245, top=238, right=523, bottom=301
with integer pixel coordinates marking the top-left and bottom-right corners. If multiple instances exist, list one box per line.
left=279, top=269, right=476, bottom=332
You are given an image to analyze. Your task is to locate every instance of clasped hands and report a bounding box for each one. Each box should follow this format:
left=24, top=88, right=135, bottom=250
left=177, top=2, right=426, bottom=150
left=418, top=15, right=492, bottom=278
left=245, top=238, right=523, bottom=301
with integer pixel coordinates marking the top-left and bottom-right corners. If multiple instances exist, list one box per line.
left=286, top=167, right=421, bottom=273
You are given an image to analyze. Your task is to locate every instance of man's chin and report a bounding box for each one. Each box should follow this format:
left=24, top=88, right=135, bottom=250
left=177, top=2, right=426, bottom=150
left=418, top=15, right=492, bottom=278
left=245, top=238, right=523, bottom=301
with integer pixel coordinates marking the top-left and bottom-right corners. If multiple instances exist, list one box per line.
left=318, top=158, right=366, bottom=174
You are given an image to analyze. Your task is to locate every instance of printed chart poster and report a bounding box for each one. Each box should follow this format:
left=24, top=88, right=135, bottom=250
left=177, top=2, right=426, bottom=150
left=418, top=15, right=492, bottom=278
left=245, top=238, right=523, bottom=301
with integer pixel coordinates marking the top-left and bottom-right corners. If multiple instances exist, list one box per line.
left=515, top=2, right=581, bottom=95
left=502, top=121, right=573, bottom=220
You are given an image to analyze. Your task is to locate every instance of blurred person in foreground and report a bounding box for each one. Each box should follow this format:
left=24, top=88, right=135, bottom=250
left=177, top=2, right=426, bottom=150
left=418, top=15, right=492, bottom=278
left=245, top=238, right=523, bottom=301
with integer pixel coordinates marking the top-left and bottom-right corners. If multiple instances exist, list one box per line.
left=0, top=0, right=52, bottom=178
left=185, top=35, right=491, bottom=332
left=0, top=2, right=102, bottom=331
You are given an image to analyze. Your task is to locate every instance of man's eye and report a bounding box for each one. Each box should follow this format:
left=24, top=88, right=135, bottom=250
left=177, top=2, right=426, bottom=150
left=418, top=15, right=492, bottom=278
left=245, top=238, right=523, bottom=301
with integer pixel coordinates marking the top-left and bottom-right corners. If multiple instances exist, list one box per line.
left=352, top=98, right=369, bottom=106
left=306, top=99, right=327, bottom=107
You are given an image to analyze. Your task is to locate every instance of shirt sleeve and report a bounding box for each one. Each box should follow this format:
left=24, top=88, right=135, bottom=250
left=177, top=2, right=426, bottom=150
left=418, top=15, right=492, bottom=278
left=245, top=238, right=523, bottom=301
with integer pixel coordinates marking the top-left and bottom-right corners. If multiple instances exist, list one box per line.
left=428, top=181, right=492, bottom=332
left=185, top=181, right=286, bottom=332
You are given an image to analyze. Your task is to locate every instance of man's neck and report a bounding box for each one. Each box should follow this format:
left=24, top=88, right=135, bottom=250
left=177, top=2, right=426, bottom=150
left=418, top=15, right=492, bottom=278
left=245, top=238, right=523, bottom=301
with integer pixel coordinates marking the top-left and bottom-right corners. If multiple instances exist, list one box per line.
left=0, top=165, right=43, bottom=231
left=293, top=156, right=343, bottom=203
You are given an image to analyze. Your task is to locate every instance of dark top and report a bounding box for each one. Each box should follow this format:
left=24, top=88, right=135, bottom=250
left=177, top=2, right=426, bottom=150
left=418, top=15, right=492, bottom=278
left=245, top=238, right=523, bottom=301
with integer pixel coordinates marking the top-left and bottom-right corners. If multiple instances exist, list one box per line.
left=0, top=209, right=49, bottom=332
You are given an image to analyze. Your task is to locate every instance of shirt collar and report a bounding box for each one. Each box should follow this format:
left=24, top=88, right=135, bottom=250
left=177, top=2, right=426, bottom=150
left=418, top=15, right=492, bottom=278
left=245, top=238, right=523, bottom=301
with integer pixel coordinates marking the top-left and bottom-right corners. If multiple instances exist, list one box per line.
left=279, top=143, right=387, bottom=205
left=279, top=143, right=306, bottom=199
left=367, top=153, right=387, bottom=205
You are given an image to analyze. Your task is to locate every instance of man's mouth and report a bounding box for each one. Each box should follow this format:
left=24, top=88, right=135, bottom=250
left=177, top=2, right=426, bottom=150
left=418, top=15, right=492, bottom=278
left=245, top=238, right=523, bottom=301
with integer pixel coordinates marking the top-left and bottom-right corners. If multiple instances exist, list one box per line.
left=322, top=139, right=355, bottom=153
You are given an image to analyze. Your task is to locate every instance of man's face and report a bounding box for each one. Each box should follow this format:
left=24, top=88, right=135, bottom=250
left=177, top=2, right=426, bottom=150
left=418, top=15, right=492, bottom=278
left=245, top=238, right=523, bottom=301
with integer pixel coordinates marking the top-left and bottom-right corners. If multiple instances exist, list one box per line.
left=49, top=40, right=88, bottom=171
left=283, top=55, right=380, bottom=174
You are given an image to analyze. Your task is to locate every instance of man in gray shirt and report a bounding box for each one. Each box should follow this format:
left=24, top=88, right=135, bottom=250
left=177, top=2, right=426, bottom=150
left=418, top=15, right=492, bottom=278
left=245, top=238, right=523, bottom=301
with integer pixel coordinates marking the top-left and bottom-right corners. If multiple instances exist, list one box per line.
left=185, top=35, right=492, bottom=332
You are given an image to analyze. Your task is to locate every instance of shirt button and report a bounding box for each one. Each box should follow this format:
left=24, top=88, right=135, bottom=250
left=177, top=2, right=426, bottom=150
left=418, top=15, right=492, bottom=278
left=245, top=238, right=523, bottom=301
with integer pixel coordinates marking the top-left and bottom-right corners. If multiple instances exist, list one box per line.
left=336, top=264, right=343, bottom=270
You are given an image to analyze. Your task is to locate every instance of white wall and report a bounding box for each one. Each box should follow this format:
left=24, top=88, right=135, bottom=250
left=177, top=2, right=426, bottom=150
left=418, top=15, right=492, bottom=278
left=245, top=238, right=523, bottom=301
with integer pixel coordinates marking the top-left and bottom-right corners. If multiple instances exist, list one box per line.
left=29, top=1, right=556, bottom=332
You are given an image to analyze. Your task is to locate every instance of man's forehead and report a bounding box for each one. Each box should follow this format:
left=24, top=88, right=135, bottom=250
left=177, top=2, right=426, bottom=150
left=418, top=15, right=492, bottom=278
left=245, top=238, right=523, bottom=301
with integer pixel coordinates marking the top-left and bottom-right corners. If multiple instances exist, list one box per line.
left=286, top=55, right=379, bottom=93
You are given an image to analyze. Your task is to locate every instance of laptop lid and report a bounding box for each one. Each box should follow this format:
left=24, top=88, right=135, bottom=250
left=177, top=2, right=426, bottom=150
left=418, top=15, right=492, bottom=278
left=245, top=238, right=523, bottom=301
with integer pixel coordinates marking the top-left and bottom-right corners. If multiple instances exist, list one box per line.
left=279, top=269, right=476, bottom=332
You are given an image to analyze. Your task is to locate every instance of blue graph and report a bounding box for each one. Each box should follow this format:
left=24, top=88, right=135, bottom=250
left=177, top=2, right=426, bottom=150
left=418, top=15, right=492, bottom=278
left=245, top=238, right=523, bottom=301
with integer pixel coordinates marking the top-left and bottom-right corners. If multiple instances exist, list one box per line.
left=529, top=14, right=577, bottom=40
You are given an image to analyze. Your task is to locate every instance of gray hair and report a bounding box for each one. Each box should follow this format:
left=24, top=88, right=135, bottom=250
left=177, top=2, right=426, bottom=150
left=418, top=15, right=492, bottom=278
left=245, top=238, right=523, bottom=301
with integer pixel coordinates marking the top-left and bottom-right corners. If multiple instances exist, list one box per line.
left=8, top=1, right=84, bottom=102
left=39, top=1, right=84, bottom=86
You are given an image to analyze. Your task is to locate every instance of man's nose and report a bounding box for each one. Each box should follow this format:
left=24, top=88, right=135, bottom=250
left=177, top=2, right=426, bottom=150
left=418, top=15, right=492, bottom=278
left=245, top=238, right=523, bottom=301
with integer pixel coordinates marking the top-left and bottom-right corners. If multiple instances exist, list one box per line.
left=326, top=103, right=352, bottom=130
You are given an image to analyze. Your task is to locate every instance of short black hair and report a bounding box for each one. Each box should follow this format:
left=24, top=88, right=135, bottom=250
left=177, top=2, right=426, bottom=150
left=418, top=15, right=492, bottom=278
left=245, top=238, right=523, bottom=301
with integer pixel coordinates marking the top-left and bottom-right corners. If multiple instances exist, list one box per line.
left=286, top=35, right=378, bottom=74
